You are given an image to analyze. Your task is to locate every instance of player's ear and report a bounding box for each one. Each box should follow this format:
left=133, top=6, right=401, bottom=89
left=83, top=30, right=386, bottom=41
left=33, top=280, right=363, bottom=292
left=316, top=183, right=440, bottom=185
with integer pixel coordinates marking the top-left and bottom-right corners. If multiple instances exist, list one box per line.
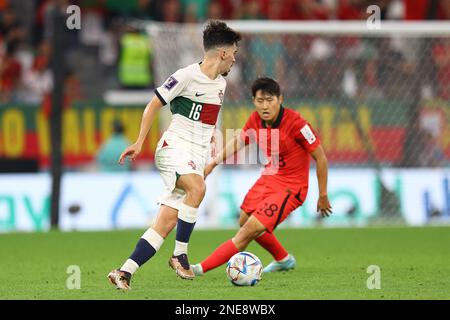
left=279, top=94, right=283, bottom=104
left=219, top=48, right=227, bottom=60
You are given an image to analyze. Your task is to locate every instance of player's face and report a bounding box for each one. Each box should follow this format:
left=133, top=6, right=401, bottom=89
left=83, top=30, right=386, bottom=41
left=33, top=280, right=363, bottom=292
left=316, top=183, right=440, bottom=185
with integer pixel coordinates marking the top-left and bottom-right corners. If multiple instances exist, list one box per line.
left=220, top=43, right=238, bottom=77
left=253, top=91, right=283, bottom=124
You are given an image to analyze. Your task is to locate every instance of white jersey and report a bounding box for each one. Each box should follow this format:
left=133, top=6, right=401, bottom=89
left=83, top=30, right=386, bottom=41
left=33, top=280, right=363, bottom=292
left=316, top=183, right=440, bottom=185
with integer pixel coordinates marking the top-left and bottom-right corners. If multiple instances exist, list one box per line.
left=155, top=63, right=226, bottom=148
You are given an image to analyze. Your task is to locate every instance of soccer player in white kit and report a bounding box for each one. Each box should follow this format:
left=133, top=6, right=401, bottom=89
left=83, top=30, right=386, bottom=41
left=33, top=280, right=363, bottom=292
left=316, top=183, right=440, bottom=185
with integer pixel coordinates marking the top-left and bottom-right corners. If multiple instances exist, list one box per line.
left=108, top=21, right=241, bottom=289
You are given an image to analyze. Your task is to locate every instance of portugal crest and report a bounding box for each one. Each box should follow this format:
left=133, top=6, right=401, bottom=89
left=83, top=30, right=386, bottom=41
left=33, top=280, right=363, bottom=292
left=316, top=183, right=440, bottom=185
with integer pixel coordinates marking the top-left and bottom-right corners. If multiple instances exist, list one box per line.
left=188, top=160, right=197, bottom=170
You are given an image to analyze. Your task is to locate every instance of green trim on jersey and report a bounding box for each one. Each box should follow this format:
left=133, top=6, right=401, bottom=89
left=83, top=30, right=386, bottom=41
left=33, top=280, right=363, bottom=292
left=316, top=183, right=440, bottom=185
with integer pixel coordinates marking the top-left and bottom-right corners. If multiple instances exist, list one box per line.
left=170, top=96, right=198, bottom=118
left=170, top=96, right=221, bottom=124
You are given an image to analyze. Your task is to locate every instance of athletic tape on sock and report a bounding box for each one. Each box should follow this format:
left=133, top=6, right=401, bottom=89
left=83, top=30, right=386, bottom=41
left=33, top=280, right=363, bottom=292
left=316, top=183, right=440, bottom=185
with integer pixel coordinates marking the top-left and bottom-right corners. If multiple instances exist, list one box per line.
left=141, top=228, right=164, bottom=251
left=173, top=240, right=188, bottom=256
left=178, top=202, right=198, bottom=224
left=121, top=259, right=139, bottom=275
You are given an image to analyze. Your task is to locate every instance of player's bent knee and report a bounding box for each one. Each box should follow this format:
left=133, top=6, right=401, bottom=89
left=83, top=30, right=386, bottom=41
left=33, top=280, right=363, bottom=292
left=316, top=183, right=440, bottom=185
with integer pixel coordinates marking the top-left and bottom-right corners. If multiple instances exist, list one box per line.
left=186, top=184, right=206, bottom=204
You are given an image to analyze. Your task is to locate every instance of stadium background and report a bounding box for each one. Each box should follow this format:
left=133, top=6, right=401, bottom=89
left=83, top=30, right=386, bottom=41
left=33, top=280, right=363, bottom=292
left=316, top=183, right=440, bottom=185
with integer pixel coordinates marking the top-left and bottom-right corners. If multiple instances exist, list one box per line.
left=0, top=0, right=450, bottom=301
left=1, top=0, right=449, bottom=232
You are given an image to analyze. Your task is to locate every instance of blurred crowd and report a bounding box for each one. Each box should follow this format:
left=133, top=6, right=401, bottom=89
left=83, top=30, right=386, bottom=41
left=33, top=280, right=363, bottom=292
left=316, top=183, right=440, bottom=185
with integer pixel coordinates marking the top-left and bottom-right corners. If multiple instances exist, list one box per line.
left=1, top=0, right=449, bottom=170
left=48, top=0, right=450, bottom=23
left=233, top=34, right=450, bottom=102
left=0, top=0, right=449, bottom=105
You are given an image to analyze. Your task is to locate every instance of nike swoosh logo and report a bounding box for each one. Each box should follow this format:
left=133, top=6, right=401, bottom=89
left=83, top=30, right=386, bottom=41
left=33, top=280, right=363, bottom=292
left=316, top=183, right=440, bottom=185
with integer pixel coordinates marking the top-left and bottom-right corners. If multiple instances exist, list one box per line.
left=195, top=92, right=205, bottom=97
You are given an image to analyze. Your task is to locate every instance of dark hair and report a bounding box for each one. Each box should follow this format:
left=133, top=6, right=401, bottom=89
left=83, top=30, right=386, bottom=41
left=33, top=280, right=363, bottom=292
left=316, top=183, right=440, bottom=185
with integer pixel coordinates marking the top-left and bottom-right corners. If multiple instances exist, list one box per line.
left=113, top=119, right=124, bottom=134
left=251, top=77, right=281, bottom=97
left=203, top=20, right=241, bottom=51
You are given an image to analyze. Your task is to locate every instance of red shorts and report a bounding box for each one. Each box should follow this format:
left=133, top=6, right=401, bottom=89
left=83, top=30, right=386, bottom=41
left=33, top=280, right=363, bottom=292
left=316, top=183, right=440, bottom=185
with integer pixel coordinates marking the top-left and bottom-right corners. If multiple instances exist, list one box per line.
left=240, top=177, right=308, bottom=232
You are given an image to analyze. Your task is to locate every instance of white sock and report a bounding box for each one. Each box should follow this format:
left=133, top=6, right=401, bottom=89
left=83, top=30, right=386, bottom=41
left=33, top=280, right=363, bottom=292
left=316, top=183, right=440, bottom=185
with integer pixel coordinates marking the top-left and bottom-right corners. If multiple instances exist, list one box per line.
left=173, top=240, right=188, bottom=256
left=120, top=259, right=139, bottom=275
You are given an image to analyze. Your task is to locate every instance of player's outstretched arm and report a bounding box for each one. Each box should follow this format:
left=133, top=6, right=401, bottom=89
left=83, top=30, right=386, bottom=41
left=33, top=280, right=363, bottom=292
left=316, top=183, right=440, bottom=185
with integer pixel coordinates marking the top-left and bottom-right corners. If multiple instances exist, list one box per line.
left=204, top=130, right=246, bottom=179
left=311, top=145, right=332, bottom=217
left=118, top=96, right=164, bottom=164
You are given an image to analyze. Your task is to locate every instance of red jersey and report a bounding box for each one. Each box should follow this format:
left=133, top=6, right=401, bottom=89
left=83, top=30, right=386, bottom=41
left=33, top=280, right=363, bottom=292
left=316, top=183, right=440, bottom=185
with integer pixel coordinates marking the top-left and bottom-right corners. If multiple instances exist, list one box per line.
left=240, top=106, right=321, bottom=190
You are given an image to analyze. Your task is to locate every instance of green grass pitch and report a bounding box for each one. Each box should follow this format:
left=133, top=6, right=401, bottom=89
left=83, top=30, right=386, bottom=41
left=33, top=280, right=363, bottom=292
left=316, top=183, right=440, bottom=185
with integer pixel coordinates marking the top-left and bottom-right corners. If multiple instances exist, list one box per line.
left=1, top=226, right=449, bottom=299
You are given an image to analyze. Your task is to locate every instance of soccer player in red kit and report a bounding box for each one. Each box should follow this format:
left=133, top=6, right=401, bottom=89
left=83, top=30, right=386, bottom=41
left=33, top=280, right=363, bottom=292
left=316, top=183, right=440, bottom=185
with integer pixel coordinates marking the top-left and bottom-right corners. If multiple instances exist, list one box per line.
left=191, top=77, right=332, bottom=276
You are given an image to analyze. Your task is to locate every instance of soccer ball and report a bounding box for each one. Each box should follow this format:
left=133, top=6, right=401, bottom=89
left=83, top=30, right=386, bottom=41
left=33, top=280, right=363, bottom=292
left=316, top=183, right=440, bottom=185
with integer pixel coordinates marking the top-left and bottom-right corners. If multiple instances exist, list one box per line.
left=226, top=252, right=263, bottom=286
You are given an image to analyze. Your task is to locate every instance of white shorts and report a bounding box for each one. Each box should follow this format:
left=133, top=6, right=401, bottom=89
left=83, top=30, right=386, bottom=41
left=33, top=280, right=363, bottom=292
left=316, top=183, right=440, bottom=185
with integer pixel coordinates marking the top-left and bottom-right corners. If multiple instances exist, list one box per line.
left=154, top=132, right=208, bottom=210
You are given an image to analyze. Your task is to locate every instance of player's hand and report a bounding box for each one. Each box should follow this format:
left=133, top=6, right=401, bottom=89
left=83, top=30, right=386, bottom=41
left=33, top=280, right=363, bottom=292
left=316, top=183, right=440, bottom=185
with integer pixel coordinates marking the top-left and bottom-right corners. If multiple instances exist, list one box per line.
left=118, top=143, right=142, bottom=164
left=317, top=195, right=332, bottom=218
left=204, top=159, right=218, bottom=180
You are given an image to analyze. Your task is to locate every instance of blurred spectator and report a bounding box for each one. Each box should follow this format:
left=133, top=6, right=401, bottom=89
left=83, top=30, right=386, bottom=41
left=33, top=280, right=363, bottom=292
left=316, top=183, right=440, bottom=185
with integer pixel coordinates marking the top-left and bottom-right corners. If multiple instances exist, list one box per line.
left=442, top=0, right=450, bottom=19
left=63, top=69, right=83, bottom=102
left=79, top=9, right=105, bottom=47
left=216, top=0, right=235, bottom=19
left=159, top=0, right=183, bottom=22
left=96, top=119, right=131, bottom=171
left=337, top=0, right=370, bottom=20
left=302, top=38, right=332, bottom=99
left=41, top=69, right=82, bottom=118
left=0, top=7, right=26, bottom=50
left=38, top=0, right=70, bottom=41
left=432, top=38, right=450, bottom=100
left=404, top=122, right=445, bottom=167
left=404, top=0, right=450, bottom=20
left=282, top=35, right=305, bottom=99
left=238, top=0, right=265, bottom=19
left=135, top=0, right=160, bottom=20
left=374, top=38, right=415, bottom=100
left=263, top=0, right=297, bottom=20
left=0, top=43, right=21, bottom=103
left=295, top=0, right=334, bottom=20
left=206, top=0, right=224, bottom=20
left=20, top=41, right=52, bottom=104
left=404, top=0, right=432, bottom=19
left=182, top=0, right=209, bottom=22
left=118, top=30, right=152, bottom=88
left=246, top=34, right=286, bottom=84
left=385, top=0, right=405, bottom=20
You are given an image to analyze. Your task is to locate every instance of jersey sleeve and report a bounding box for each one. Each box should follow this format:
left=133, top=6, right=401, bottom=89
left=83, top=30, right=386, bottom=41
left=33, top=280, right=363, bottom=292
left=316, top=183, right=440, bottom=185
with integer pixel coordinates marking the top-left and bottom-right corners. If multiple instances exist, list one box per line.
left=154, top=68, right=191, bottom=106
left=240, top=112, right=258, bottom=145
left=293, top=115, right=321, bottom=153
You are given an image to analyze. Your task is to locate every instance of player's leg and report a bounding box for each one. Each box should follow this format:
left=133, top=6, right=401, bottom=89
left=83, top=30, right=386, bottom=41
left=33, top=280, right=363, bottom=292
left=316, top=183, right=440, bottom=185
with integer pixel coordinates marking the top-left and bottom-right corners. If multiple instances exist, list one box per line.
left=193, top=215, right=266, bottom=275
left=168, top=173, right=205, bottom=279
left=238, top=209, right=291, bottom=269
left=191, top=178, right=264, bottom=276
left=256, top=191, right=303, bottom=273
left=107, top=205, right=178, bottom=289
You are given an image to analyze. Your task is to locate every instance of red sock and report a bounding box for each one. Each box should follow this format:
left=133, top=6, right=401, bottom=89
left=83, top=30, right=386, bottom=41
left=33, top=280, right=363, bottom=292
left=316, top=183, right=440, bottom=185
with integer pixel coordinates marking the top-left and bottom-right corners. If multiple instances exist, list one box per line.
left=256, top=232, right=288, bottom=261
left=200, top=239, right=239, bottom=273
